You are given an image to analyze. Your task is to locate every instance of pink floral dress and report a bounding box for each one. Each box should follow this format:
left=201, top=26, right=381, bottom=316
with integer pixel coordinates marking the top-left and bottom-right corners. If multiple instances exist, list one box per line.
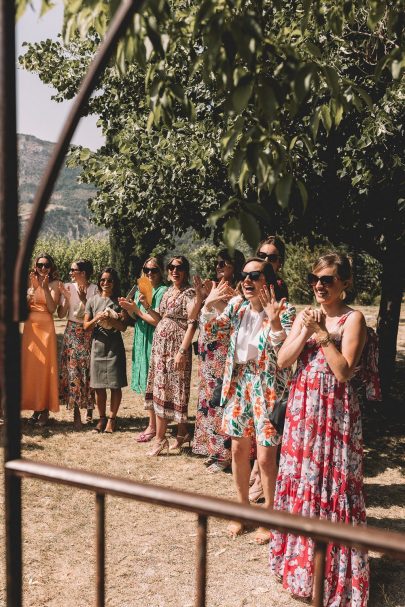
left=269, top=312, right=369, bottom=606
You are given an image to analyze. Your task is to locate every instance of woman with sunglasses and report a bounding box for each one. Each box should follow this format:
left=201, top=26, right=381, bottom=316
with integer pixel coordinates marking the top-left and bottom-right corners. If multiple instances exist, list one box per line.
left=58, top=259, right=98, bottom=429
left=250, top=235, right=289, bottom=501
left=144, top=256, right=197, bottom=456
left=118, top=257, right=167, bottom=442
left=193, top=248, right=245, bottom=473
left=200, top=258, right=295, bottom=543
left=270, top=253, right=369, bottom=606
left=22, top=253, right=61, bottom=426
left=84, top=268, right=127, bottom=433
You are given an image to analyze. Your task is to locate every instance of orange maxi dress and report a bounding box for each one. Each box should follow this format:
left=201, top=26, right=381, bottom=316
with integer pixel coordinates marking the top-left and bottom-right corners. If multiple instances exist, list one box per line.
left=21, top=287, right=59, bottom=412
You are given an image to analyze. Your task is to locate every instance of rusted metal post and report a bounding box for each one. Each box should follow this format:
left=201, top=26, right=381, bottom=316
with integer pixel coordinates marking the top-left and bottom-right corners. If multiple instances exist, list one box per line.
left=96, top=493, right=106, bottom=607
left=0, top=1, right=22, bottom=606
left=312, top=541, right=327, bottom=607
left=195, top=514, right=208, bottom=607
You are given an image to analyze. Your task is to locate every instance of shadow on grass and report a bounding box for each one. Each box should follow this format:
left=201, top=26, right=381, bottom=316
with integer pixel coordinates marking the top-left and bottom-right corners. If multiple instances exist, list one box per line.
left=365, top=483, right=405, bottom=509
left=369, top=555, right=405, bottom=607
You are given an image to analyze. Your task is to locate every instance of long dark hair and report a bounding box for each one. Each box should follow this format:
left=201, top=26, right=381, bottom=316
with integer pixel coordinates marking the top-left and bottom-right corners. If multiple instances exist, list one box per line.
left=217, top=248, right=245, bottom=284
left=166, top=255, right=190, bottom=285
left=242, top=257, right=283, bottom=300
left=74, top=259, right=93, bottom=280
left=97, top=267, right=121, bottom=299
left=33, top=252, right=59, bottom=282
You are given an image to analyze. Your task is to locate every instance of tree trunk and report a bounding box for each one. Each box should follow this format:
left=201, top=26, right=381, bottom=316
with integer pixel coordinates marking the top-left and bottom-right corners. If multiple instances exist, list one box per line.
left=377, top=255, right=404, bottom=397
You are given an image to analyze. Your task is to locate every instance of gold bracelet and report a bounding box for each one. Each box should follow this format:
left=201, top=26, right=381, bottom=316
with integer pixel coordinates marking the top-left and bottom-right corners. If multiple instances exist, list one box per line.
left=316, top=333, right=332, bottom=347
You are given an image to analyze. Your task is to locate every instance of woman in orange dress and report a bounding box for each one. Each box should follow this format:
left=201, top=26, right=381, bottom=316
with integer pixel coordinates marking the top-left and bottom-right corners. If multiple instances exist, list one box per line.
left=21, top=253, right=61, bottom=426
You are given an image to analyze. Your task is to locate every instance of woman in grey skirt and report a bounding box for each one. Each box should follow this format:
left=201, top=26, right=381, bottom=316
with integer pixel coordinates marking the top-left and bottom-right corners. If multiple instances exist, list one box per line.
left=84, top=267, right=127, bottom=433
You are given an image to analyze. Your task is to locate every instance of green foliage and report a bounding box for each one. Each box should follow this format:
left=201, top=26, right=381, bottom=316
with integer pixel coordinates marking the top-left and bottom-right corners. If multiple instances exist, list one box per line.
left=32, top=236, right=111, bottom=282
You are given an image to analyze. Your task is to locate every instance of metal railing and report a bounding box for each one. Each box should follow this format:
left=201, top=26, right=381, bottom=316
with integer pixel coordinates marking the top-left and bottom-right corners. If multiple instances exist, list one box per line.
left=1, top=2, right=405, bottom=606
left=5, top=458, right=405, bottom=607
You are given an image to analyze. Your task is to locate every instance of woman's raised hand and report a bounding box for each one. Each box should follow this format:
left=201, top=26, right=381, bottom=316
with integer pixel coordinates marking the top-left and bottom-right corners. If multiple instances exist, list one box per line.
left=193, top=275, right=211, bottom=303
left=29, top=271, right=39, bottom=290
left=118, top=297, right=138, bottom=314
left=77, top=284, right=87, bottom=303
left=259, top=284, right=286, bottom=323
left=59, top=281, right=71, bottom=300
left=204, top=278, right=235, bottom=310
left=302, top=307, right=326, bottom=335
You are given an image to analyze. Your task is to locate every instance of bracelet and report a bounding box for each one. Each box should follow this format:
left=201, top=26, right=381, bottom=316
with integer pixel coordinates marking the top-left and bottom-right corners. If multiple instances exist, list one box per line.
left=144, top=305, right=152, bottom=312
left=187, top=319, right=198, bottom=326
left=179, top=347, right=187, bottom=355
left=316, top=333, right=332, bottom=347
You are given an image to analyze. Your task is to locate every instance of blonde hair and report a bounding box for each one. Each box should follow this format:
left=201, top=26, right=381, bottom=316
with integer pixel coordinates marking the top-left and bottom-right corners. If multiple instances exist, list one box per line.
left=143, top=256, right=164, bottom=278
left=312, top=252, right=353, bottom=287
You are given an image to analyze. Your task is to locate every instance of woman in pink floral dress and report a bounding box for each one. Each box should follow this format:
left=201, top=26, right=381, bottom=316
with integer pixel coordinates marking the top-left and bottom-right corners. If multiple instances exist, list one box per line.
left=270, top=253, right=370, bottom=607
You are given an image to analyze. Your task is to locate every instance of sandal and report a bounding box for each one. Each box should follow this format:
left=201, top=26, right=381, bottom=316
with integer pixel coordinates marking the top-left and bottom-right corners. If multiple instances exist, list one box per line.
left=86, top=409, right=94, bottom=424
left=206, top=461, right=229, bottom=474
left=136, top=429, right=156, bottom=443
left=104, top=417, right=117, bottom=433
left=227, top=521, right=244, bottom=539
left=254, top=527, right=272, bottom=545
left=37, top=410, right=49, bottom=427
left=147, top=438, right=169, bottom=457
left=94, top=416, right=107, bottom=433
left=27, top=412, right=41, bottom=426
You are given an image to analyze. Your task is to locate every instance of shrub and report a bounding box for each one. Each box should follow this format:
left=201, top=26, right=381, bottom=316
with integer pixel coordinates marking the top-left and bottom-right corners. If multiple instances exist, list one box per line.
left=32, top=236, right=111, bottom=282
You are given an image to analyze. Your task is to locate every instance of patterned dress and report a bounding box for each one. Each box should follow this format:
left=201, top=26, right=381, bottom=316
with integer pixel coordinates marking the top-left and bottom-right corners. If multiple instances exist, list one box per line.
left=269, top=313, right=369, bottom=606
left=201, top=297, right=296, bottom=446
left=192, top=324, right=232, bottom=462
left=59, top=283, right=98, bottom=410
left=131, top=284, right=167, bottom=395
left=145, top=286, right=195, bottom=422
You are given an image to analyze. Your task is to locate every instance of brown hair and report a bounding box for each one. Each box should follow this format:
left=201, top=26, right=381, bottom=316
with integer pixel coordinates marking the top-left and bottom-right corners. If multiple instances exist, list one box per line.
left=312, top=253, right=353, bottom=286
left=256, top=235, right=286, bottom=262
left=33, top=252, right=59, bottom=282
left=143, top=256, right=164, bottom=279
left=166, top=255, right=190, bottom=285
left=242, top=257, right=283, bottom=300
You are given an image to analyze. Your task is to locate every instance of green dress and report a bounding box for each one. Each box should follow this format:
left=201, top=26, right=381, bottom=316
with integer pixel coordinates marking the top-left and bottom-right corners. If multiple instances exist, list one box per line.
left=131, top=283, right=167, bottom=394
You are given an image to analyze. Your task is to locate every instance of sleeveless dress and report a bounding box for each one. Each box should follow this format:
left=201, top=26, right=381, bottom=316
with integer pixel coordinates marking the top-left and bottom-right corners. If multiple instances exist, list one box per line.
left=21, top=287, right=59, bottom=412
left=269, top=312, right=369, bottom=607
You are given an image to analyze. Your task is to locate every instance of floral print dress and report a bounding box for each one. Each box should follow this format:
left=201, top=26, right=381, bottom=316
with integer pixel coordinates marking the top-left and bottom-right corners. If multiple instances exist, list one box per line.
left=269, top=312, right=369, bottom=607
left=145, top=286, right=195, bottom=423
left=192, top=324, right=232, bottom=462
left=201, top=297, right=296, bottom=446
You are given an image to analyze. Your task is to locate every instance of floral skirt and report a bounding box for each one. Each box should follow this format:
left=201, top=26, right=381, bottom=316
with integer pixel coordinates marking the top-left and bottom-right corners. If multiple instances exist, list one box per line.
left=59, top=321, right=95, bottom=410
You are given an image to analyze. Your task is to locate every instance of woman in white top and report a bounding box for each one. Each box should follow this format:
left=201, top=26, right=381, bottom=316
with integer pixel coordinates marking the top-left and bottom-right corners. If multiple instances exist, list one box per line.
left=200, top=258, right=296, bottom=542
left=58, top=259, right=98, bottom=429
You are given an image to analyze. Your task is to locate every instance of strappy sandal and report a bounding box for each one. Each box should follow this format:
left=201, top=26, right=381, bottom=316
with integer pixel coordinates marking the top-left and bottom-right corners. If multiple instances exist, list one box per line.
left=94, top=416, right=107, bottom=433
left=136, top=429, right=156, bottom=443
left=147, top=438, right=169, bottom=457
left=104, top=417, right=117, bottom=433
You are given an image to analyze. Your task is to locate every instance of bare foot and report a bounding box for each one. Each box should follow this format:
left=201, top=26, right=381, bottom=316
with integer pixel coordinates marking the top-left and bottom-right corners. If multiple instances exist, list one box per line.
left=254, top=527, right=272, bottom=545
left=227, top=521, right=244, bottom=538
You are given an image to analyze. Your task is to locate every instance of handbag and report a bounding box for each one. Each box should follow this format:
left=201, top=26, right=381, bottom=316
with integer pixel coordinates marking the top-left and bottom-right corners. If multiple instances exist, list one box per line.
left=269, top=370, right=291, bottom=435
left=210, top=378, right=224, bottom=408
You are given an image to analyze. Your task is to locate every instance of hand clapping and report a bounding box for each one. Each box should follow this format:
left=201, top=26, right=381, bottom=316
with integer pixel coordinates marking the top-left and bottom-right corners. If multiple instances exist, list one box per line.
left=301, top=307, right=326, bottom=335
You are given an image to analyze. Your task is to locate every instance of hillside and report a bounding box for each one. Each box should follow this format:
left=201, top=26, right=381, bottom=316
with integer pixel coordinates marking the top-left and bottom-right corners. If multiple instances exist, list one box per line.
left=18, top=133, right=103, bottom=239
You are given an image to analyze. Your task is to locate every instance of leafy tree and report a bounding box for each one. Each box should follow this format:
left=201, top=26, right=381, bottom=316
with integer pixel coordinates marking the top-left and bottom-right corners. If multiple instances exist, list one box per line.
left=19, top=1, right=405, bottom=392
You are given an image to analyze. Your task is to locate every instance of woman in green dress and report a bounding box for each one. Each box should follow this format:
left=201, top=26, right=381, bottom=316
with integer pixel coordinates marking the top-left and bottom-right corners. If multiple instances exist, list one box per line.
left=119, top=257, right=167, bottom=442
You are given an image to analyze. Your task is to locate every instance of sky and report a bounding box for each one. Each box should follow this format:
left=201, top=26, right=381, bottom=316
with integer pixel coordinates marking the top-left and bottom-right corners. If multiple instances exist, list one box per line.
left=16, top=0, right=104, bottom=150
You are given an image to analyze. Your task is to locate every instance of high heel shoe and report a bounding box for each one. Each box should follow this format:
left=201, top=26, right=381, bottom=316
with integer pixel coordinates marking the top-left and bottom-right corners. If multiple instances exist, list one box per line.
left=169, top=433, right=191, bottom=451
left=146, top=438, right=169, bottom=457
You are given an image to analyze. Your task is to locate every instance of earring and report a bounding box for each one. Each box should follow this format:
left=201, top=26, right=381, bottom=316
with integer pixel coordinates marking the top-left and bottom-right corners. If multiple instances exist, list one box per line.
left=340, top=290, right=346, bottom=300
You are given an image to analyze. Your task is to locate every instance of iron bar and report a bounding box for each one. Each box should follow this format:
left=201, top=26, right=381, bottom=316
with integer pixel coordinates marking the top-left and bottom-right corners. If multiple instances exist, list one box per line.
left=6, top=459, right=405, bottom=562
left=195, top=514, right=208, bottom=607
left=96, top=493, right=106, bottom=607
left=0, top=1, right=22, bottom=606
left=312, top=541, right=327, bottom=607
left=14, top=0, right=147, bottom=320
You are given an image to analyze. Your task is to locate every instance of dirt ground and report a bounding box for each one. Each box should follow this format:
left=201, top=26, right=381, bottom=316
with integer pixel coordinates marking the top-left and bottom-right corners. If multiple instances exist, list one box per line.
left=0, top=305, right=404, bottom=607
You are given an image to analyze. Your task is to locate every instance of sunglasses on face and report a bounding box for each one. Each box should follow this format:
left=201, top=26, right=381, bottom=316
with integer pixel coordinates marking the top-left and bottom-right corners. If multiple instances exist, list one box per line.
left=36, top=262, right=50, bottom=269
left=216, top=260, right=232, bottom=269
left=69, top=268, right=80, bottom=273
left=100, top=278, right=113, bottom=284
left=241, top=270, right=264, bottom=281
left=143, top=267, right=159, bottom=275
left=257, top=252, right=279, bottom=263
left=307, top=273, right=336, bottom=287
left=168, top=264, right=185, bottom=272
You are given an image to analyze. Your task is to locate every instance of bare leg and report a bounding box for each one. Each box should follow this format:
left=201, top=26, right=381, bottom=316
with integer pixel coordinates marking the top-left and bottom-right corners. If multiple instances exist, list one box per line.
left=255, top=444, right=279, bottom=543
left=109, top=388, right=122, bottom=418
left=147, top=414, right=169, bottom=456
left=95, top=389, right=107, bottom=431
left=228, top=436, right=251, bottom=537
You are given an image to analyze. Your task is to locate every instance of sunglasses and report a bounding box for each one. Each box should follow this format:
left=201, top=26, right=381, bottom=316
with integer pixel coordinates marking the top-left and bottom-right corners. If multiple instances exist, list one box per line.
left=307, top=273, right=336, bottom=287
left=168, top=264, right=185, bottom=272
left=241, top=270, right=263, bottom=281
left=100, top=278, right=113, bottom=284
left=36, top=262, right=50, bottom=269
left=216, top=260, right=232, bottom=269
left=69, top=268, right=80, bottom=273
left=143, top=267, right=159, bottom=275
left=257, top=252, right=279, bottom=263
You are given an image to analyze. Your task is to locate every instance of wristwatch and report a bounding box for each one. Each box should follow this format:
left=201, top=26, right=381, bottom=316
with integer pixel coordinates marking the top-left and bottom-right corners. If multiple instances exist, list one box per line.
left=179, top=347, right=186, bottom=355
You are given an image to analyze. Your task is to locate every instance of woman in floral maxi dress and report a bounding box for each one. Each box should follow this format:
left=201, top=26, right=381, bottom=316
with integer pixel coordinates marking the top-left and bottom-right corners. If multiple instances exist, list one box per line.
left=192, top=248, right=245, bottom=473
left=270, top=253, right=370, bottom=607
left=144, top=256, right=198, bottom=456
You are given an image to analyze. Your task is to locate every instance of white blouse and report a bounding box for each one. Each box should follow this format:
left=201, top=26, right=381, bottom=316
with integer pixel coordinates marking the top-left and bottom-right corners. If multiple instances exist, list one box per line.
left=235, top=307, right=265, bottom=363
left=61, top=282, right=98, bottom=323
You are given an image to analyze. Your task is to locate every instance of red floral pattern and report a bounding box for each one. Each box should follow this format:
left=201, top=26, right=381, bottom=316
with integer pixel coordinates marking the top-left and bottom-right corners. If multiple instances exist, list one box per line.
left=269, top=313, right=369, bottom=607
